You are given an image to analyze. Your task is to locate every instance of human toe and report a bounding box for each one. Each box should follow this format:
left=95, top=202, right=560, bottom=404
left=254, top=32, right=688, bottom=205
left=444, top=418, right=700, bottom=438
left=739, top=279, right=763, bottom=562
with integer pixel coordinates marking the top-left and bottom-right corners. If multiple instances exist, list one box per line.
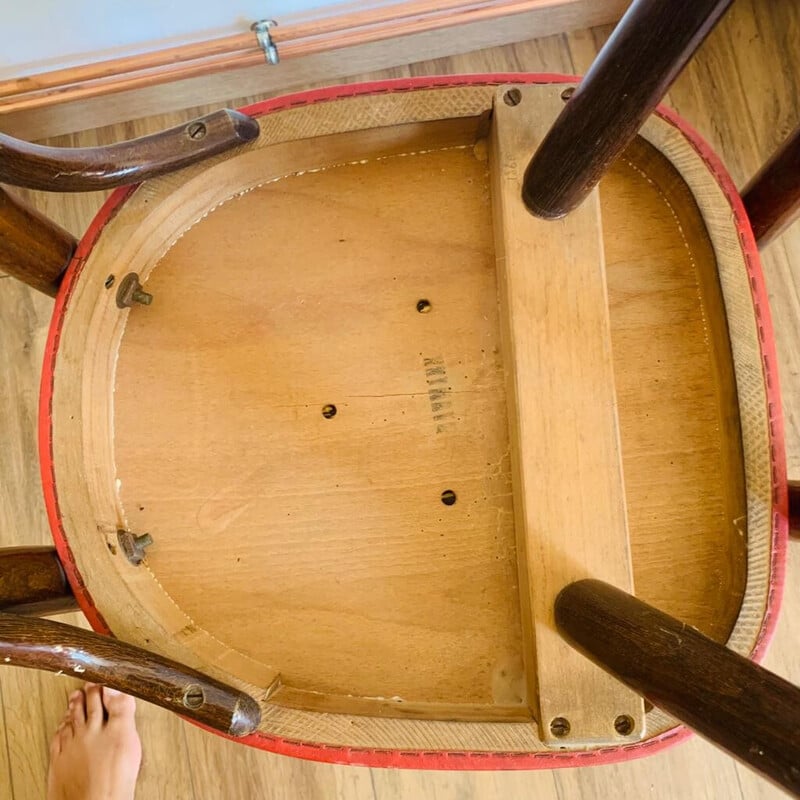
left=102, top=687, right=136, bottom=720
left=84, top=683, right=105, bottom=729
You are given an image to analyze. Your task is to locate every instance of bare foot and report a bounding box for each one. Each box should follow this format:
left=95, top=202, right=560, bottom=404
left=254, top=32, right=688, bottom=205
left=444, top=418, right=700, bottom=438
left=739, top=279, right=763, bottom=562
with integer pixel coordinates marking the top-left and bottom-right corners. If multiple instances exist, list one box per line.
left=47, top=683, right=142, bottom=800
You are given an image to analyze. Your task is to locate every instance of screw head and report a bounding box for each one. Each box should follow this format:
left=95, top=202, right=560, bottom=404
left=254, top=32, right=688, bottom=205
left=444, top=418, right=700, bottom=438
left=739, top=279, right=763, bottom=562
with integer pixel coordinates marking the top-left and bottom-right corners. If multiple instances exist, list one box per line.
left=186, top=121, right=207, bottom=140
left=550, top=717, right=571, bottom=738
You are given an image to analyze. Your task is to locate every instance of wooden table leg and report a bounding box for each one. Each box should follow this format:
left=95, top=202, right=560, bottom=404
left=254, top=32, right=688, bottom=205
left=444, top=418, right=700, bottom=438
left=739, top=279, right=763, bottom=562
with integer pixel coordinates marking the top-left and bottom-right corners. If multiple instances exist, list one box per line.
left=521, top=0, right=733, bottom=219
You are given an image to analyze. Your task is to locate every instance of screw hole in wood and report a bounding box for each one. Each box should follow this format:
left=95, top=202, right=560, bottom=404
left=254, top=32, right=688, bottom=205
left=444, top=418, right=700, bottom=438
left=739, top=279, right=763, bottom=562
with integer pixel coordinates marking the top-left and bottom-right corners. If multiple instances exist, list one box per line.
left=614, top=714, right=635, bottom=735
left=440, top=489, right=457, bottom=506
left=104, top=275, right=115, bottom=289
left=322, top=404, right=337, bottom=419
left=416, top=299, right=432, bottom=313
left=561, top=86, right=576, bottom=102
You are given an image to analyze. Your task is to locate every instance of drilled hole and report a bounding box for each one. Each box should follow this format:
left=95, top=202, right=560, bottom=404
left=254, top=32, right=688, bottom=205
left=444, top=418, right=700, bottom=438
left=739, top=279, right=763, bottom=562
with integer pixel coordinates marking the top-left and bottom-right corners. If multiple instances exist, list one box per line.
left=104, top=275, right=115, bottom=289
left=561, top=86, right=576, bottom=102
left=322, top=404, right=337, bottom=419
left=416, top=299, right=432, bottom=313
left=503, top=88, right=522, bottom=107
left=440, top=489, right=457, bottom=506
left=614, top=714, right=635, bottom=736
left=550, top=717, right=571, bottom=738
left=182, top=684, right=205, bottom=709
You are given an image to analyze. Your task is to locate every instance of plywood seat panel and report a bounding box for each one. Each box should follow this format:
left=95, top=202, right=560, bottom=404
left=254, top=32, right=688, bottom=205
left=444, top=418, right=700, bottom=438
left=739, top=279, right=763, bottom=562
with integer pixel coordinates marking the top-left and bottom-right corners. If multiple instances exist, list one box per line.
left=46, top=81, right=775, bottom=755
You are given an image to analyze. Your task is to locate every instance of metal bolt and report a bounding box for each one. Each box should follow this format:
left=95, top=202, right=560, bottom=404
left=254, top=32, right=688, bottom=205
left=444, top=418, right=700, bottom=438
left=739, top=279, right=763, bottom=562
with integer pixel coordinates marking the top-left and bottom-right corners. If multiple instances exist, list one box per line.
left=186, top=121, right=207, bottom=140
left=117, top=530, right=154, bottom=565
left=550, top=716, right=571, bottom=738
left=116, top=273, right=153, bottom=309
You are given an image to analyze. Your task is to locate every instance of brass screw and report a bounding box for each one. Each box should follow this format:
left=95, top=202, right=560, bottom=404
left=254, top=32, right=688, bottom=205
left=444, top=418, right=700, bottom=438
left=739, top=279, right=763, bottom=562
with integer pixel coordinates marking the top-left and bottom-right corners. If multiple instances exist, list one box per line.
left=550, top=717, right=571, bottom=738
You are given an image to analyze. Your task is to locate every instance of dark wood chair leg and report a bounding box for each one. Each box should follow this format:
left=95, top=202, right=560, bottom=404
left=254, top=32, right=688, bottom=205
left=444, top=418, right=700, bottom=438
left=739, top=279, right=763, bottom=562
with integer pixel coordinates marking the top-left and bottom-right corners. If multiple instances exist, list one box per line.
left=788, top=481, right=800, bottom=538
left=555, top=580, right=800, bottom=796
left=742, top=125, right=800, bottom=247
left=0, top=109, right=259, bottom=192
left=0, top=187, right=76, bottom=296
left=0, top=546, right=77, bottom=616
left=0, top=611, right=261, bottom=736
left=522, top=0, right=733, bottom=219
left=0, top=108, right=259, bottom=296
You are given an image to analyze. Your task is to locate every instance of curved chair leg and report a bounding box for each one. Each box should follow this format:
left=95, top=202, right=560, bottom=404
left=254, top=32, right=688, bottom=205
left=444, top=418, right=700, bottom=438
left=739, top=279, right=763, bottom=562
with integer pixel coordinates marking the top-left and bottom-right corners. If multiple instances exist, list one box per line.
left=0, top=546, right=261, bottom=736
left=0, top=611, right=261, bottom=737
left=0, top=108, right=259, bottom=296
left=0, top=109, right=259, bottom=193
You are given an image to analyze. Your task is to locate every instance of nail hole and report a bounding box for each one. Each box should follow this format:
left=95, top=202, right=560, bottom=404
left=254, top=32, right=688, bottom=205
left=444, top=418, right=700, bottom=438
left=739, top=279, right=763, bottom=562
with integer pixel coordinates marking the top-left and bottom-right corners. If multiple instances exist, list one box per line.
left=416, top=299, right=431, bottom=313
left=614, top=714, right=635, bottom=736
left=440, top=489, right=457, bottom=506
left=550, top=717, right=571, bottom=737
left=104, top=275, right=115, bottom=289
left=561, top=86, right=576, bottom=102
left=503, top=88, right=522, bottom=107
left=322, top=404, right=337, bottom=419
left=182, top=684, right=205, bottom=709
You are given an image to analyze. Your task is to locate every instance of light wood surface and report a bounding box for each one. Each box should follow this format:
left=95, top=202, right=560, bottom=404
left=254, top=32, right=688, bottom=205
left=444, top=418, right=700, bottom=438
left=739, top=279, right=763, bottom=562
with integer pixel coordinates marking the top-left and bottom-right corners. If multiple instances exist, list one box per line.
left=0, top=0, right=629, bottom=141
left=0, top=0, right=628, bottom=116
left=490, top=84, right=642, bottom=746
left=1, top=1, right=799, bottom=797
left=45, top=79, right=755, bottom=753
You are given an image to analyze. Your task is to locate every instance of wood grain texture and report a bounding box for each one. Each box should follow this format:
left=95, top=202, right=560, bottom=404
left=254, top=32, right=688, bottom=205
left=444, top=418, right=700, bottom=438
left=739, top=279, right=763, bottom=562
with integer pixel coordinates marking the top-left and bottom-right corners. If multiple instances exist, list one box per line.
left=0, top=0, right=620, bottom=101
left=0, top=1, right=629, bottom=141
left=46, top=83, right=754, bottom=754
left=555, top=580, right=800, bottom=796
left=0, top=2, right=798, bottom=796
left=0, top=1, right=627, bottom=118
left=0, top=187, right=75, bottom=295
left=0, top=612, right=261, bottom=736
left=742, top=124, right=800, bottom=247
left=490, top=84, right=642, bottom=746
left=522, top=0, right=733, bottom=218
left=0, top=109, right=259, bottom=192
left=0, top=547, right=76, bottom=615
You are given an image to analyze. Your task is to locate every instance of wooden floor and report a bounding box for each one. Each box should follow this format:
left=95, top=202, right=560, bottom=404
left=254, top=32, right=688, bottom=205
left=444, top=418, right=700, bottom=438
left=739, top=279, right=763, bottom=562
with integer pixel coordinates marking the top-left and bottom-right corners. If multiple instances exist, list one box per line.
left=1, top=1, right=799, bottom=797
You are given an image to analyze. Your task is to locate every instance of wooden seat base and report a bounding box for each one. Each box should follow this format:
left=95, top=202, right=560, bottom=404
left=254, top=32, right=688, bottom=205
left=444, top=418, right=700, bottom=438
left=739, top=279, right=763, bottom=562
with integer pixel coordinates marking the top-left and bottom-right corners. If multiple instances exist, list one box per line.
left=41, top=77, right=782, bottom=765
